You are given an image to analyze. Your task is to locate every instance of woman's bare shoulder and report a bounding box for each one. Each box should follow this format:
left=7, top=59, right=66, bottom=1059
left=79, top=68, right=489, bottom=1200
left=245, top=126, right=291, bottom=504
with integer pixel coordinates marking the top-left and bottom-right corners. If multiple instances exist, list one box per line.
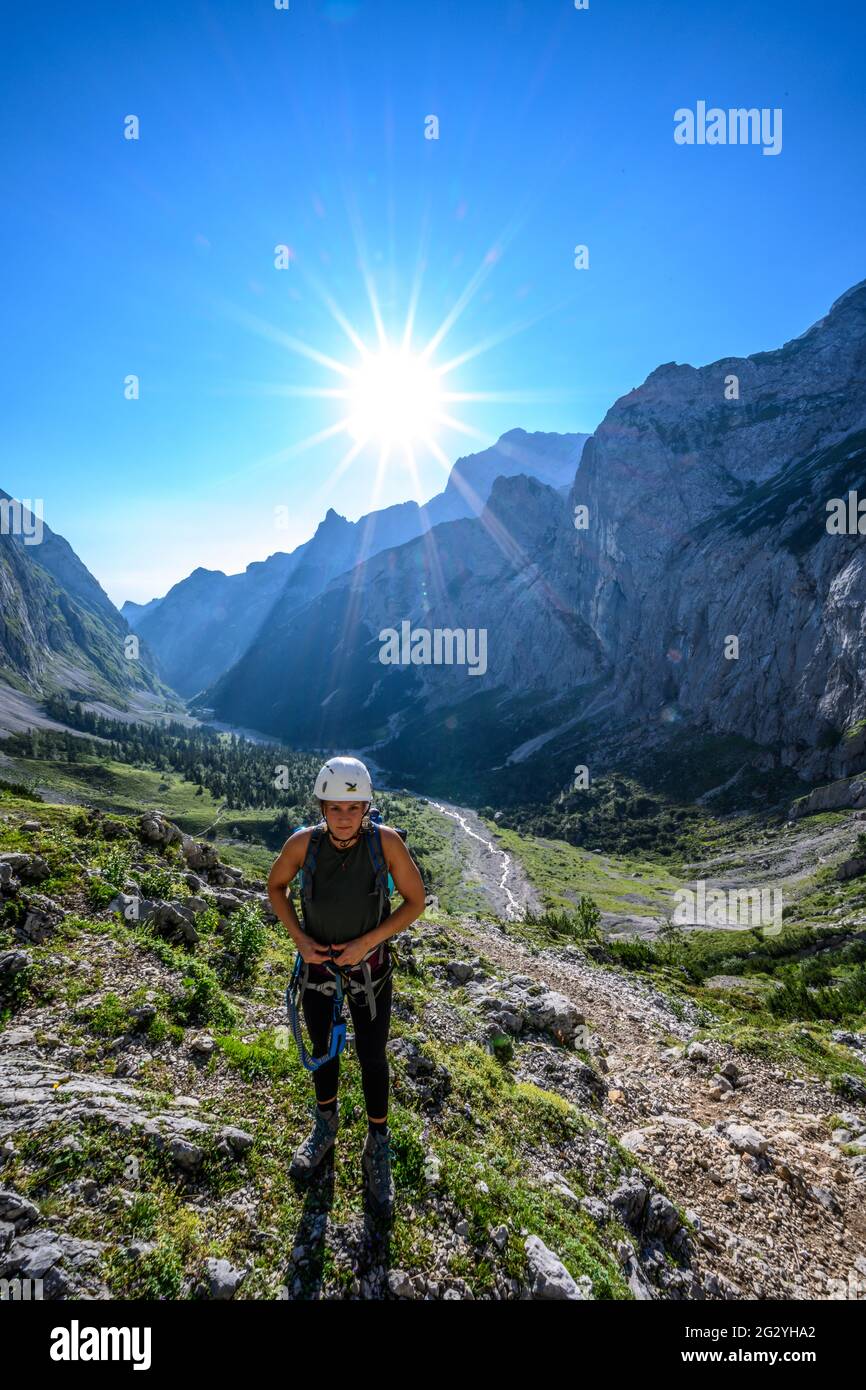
left=272, top=824, right=316, bottom=865
left=378, top=825, right=408, bottom=852
left=268, top=825, right=315, bottom=888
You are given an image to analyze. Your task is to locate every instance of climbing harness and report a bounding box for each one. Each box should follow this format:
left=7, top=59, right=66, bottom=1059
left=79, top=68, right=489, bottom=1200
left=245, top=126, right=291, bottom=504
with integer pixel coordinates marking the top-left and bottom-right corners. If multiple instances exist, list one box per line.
left=285, top=820, right=395, bottom=1070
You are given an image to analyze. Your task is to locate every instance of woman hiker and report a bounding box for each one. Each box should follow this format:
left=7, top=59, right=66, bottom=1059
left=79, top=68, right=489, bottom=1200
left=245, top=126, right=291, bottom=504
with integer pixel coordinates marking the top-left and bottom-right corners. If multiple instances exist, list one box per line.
left=267, top=756, right=426, bottom=1212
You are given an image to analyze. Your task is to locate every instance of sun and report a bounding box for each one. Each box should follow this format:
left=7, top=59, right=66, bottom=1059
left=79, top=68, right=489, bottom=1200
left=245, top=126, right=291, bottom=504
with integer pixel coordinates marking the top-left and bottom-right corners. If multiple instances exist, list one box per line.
left=220, top=234, right=564, bottom=499
left=346, top=347, right=443, bottom=447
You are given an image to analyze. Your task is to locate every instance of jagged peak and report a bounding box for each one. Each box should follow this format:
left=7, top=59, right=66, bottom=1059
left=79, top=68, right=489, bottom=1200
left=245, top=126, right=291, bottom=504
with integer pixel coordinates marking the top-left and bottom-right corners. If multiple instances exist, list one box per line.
left=828, top=276, right=866, bottom=315
left=121, top=596, right=159, bottom=610
left=484, top=469, right=559, bottom=513
left=611, top=275, right=866, bottom=414
left=782, top=277, right=866, bottom=348
left=643, top=361, right=691, bottom=383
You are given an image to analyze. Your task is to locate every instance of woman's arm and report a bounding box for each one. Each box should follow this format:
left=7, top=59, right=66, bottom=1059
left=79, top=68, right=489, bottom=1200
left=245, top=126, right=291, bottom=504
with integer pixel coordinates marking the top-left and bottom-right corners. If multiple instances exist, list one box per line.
left=361, top=826, right=426, bottom=950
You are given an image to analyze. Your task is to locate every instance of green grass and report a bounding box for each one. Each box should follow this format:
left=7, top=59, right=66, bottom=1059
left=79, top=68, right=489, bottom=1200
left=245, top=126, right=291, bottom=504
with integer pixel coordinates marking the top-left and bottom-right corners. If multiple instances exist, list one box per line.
left=376, top=792, right=493, bottom=917
left=481, top=821, right=680, bottom=916
left=4, top=752, right=866, bottom=1298
left=0, top=876, right=678, bottom=1299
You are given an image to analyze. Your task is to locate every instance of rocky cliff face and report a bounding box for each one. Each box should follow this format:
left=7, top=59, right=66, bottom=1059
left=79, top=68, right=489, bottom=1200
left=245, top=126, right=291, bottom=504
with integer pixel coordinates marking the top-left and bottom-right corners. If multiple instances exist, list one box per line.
left=563, top=278, right=866, bottom=781
left=203, top=278, right=866, bottom=793
left=198, top=471, right=605, bottom=751
left=0, top=492, right=166, bottom=703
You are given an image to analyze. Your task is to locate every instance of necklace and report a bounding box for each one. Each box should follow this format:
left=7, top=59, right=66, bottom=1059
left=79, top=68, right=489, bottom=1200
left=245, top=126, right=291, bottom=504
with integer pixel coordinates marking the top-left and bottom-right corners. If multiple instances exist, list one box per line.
left=330, top=835, right=358, bottom=873
left=330, top=828, right=361, bottom=850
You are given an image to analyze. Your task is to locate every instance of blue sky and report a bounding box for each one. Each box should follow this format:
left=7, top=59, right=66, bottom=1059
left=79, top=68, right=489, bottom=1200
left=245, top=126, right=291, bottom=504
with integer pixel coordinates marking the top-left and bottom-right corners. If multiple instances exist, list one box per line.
left=1, top=0, right=864, bottom=608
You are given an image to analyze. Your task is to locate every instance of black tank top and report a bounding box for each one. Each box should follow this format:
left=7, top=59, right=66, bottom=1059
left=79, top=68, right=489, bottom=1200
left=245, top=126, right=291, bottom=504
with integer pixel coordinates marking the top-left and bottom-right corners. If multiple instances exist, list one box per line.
left=303, top=831, right=387, bottom=946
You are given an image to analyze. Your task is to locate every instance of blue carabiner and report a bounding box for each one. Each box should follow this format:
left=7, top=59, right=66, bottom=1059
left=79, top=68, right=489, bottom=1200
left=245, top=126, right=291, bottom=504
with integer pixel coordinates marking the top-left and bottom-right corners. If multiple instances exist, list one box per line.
left=286, top=950, right=353, bottom=1070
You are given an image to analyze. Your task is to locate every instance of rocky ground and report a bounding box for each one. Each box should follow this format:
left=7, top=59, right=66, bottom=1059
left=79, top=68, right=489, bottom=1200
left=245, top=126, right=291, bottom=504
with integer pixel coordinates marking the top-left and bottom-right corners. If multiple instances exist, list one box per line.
left=448, top=915, right=866, bottom=1300
left=1, top=802, right=865, bottom=1301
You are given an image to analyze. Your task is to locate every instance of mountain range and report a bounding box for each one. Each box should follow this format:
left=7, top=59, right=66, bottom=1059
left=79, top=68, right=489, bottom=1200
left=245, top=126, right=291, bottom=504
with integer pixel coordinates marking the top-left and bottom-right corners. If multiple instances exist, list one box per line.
left=121, top=428, right=587, bottom=698
left=3, top=279, right=866, bottom=810
left=190, top=279, right=866, bottom=801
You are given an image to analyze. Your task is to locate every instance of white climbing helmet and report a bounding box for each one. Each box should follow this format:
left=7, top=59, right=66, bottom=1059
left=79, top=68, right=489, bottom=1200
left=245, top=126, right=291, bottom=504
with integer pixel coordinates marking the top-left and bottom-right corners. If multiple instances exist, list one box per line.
left=313, top=755, right=373, bottom=803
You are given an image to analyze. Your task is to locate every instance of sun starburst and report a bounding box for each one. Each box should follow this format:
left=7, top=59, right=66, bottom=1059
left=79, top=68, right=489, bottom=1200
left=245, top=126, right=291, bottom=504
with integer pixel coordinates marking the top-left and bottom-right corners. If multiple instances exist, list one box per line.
left=212, top=224, right=575, bottom=514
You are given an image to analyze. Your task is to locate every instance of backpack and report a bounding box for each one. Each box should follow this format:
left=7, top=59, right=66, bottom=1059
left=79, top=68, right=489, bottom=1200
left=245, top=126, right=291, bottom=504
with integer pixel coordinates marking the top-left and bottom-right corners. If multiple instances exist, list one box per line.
left=367, top=805, right=407, bottom=895
left=368, top=806, right=426, bottom=893
left=297, top=815, right=391, bottom=927
left=296, top=809, right=422, bottom=928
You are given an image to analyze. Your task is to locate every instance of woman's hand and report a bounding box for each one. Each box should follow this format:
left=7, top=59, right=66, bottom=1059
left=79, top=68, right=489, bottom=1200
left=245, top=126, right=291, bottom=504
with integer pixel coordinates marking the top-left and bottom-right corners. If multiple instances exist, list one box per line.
left=296, top=933, right=335, bottom=966
left=329, top=936, right=374, bottom=969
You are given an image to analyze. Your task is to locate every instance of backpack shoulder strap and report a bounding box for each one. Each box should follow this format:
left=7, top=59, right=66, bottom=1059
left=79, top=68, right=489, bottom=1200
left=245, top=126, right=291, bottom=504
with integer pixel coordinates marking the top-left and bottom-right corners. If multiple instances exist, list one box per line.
left=364, top=823, right=391, bottom=921
left=299, top=823, right=326, bottom=909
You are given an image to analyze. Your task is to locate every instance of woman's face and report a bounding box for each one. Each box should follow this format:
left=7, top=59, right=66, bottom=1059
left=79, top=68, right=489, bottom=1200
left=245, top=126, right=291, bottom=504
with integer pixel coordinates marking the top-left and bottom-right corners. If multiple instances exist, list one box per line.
left=322, top=800, right=366, bottom=839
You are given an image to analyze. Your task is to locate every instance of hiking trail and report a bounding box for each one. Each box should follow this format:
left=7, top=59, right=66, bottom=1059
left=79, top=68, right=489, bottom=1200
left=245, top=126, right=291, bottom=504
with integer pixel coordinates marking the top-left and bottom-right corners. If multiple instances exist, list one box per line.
left=448, top=911, right=866, bottom=1300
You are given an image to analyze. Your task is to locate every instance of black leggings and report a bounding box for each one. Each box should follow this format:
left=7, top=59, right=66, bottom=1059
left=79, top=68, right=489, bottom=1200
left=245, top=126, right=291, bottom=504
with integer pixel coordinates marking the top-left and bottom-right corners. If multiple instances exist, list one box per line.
left=301, top=972, right=393, bottom=1118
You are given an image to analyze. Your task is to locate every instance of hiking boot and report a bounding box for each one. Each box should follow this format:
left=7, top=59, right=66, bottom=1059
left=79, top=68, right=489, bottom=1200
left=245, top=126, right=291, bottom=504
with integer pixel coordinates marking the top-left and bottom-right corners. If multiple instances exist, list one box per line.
left=289, top=1105, right=339, bottom=1177
left=362, top=1126, right=395, bottom=1212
